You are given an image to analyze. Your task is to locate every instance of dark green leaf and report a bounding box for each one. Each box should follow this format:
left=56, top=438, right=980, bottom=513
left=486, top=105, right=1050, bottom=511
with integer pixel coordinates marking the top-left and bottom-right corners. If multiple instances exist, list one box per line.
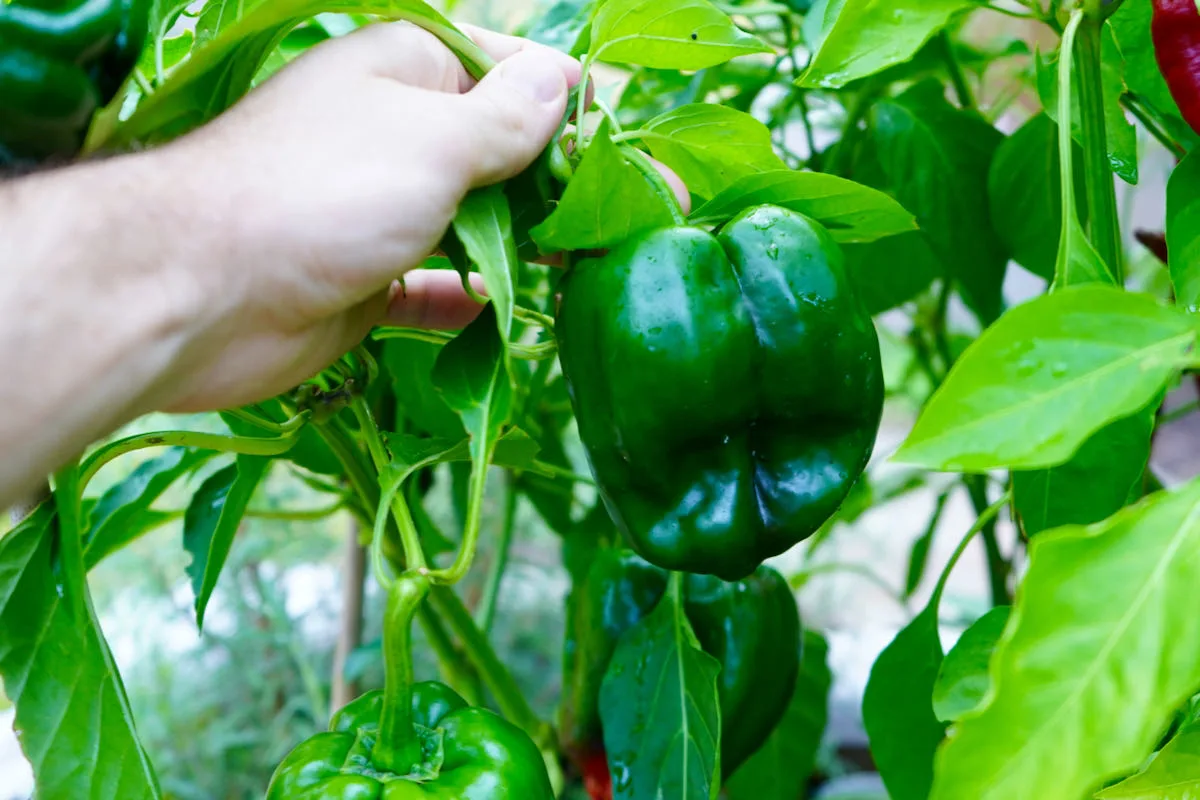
left=1168, top=151, right=1200, bottom=312
left=870, top=82, right=1009, bottom=323
left=726, top=630, right=832, bottom=800
left=531, top=120, right=676, bottom=252
left=0, top=504, right=163, bottom=798
left=617, top=68, right=709, bottom=128
left=862, top=601, right=946, bottom=800
left=183, top=456, right=271, bottom=629
left=84, top=447, right=209, bottom=564
left=600, top=586, right=723, bottom=799
left=635, top=104, right=788, bottom=199
left=383, top=339, right=465, bottom=440
left=1013, top=407, right=1155, bottom=537
left=932, top=606, right=1010, bottom=723
left=799, top=0, right=975, bottom=89
left=590, top=0, right=770, bottom=71
left=843, top=231, right=940, bottom=314
left=689, top=170, right=917, bottom=244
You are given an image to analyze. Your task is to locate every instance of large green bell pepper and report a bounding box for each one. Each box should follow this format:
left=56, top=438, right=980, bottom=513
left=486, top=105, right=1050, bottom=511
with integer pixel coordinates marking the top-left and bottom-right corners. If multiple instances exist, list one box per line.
left=0, top=0, right=149, bottom=162
left=266, top=681, right=556, bottom=799
left=555, top=205, right=884, bottom=581
left=559, top=548, right=801, bottom=783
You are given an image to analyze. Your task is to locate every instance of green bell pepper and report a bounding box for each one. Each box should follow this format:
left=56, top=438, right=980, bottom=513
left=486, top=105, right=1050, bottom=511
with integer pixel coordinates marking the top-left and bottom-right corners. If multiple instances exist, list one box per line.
left=559, top=547, right=801, bottom=782
left=0, top=0, right=149, bottom=162
left=555, top=204, right=884, bottom=581
left=265, top=681, right=555, bottom=799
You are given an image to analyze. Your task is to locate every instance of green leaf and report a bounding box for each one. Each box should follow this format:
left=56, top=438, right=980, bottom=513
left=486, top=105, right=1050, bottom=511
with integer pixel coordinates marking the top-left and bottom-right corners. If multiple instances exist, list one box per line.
left=726, top=630, right=832, bottom=800
left=988, top=114, right=1084, bottom=282
left=1100, top=27, right=1138, bottom=186
left=1097, top=718, right=1200, bottom=799
left=633, top=104, right=788, bottom=199
left=531, top=119, right=676, bottom=252
left=689, top=170, right=917, bottom=244
left=183, top=456, right=271, bottom=629
left=84, top=447, right=209, bottom=566
left=893, top=286, right=1196, bottom=472
left=862, top=603, right=946, bottom=800
left=433, top=305, right=512, bottom=455
left=1168, top=150, right=1200, bottom=312
left=521, top=0, right=593, bottom=54
left=869, top=82, right=1009, bottom=323
left=452, top=185, right=518, bottom=341
left=1012, top=407, right=1154, bottom=537
left=383, top=339, right=465, bottom=439
left=798, top=0, right=976, bottom=90
left=930, top=477, right=1200, bottom=800
left=590, top=0, right=770, bottom=71
left=843, top=232, right=940, bottom=315
left=932, top=606, right=1011, bottom=723
left=600, top=584, right=723, bottom=800
left=904, top=491, right=950, bottom=598
left=94, top=0, right=487, bottom=149
left=0, top=504, right=162, bottom=798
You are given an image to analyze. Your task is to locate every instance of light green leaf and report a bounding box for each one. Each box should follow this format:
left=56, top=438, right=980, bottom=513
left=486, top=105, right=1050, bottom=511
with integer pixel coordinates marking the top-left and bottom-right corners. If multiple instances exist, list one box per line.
left=726, top=630, right=832, bottom=800
left=1097, top=718, right=1200, bottom=799
left=931, top=477, right=1200, bottom=800
left=633, top=104, right=788, bottom=199
left=452, top=185, right=518, bottom=340
left=932, top=606, right=1010, bottom=723
left=0, top=505, right=162, bottom=798
left=893, top=286, right=1196, bottom=472
left=590, top=0, right=771, bottom=71
left=798, top=0, right=976, bottom=89
left=531, top=119, right=676, bottom=252
left=183, top=456, right=270, bottom=629
left=689, top=170, right=917, bottom=244
left=1168, top=150, right=1200, bottom=313
left=600, top=583, right=723, bottom=800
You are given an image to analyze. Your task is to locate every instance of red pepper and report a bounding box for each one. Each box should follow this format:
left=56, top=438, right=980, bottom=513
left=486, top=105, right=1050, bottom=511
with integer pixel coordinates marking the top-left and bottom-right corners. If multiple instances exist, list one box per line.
left=582, top=750, right=613, bottom=800
left=1153, top=0, right=1200, bottom=135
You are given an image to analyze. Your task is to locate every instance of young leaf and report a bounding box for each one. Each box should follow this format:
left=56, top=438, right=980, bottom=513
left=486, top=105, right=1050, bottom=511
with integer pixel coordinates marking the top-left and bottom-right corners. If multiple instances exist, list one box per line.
left=689, top=170, right=917, bottom=244
left=931, top=477, right=1200, bottom=800
left=932, top=606, right=1011, bottom=723
left=1012, top=407, right=1154, bottom=537
left=798, top=0, right=976, bottom=90
left=531, top=119, right=676, bottom=252
left=725, top=630, right=833, bottom=800
left=1096, top=717, right=1200, bottom=799
left=869, top=81, right=1009, bottom=323
left=183, top=456, right=271, bottom=629
left=600, top=581, right=723, bottom=800
left=0, top=504, right=163, bottom=799
left=1167, top=150, right=1200, bottom=312
left=987, top=114, right=1083, bottom=282
left=632, top=104, right=788, bottom=199
left=589, top=0, right=770, bottom=71
left=432, top=304, right=513, bottom=463
left=893, top=286, right=1196, bottom=472
left=904, top=491, right=950, bottom=599
left=84, top=447, right=210, bottom=564
left=452, top=185, right=518, bottom=340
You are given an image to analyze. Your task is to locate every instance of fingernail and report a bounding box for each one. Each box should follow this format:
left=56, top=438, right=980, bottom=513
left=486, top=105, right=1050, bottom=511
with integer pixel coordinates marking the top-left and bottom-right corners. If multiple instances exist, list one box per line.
left=501, top=53, right=566, bottom=104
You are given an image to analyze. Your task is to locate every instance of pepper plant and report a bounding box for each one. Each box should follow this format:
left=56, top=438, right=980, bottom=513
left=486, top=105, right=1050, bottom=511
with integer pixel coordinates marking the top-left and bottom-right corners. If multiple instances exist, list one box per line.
left=3, top=0, right=1200, bottom=798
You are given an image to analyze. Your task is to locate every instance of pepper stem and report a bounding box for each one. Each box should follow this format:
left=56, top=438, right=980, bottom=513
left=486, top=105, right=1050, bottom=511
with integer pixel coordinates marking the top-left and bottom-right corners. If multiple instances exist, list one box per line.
left=373, top=571, right=432, bottom=776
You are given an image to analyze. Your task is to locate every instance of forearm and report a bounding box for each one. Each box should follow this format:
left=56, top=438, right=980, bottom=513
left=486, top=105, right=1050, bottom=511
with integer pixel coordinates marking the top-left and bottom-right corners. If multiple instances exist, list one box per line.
left=0, top=151, right=213, bottom=511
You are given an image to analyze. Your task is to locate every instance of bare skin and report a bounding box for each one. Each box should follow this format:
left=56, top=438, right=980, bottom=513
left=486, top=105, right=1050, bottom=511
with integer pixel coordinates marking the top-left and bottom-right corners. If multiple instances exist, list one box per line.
left=0, top=22, right=690, bottom=511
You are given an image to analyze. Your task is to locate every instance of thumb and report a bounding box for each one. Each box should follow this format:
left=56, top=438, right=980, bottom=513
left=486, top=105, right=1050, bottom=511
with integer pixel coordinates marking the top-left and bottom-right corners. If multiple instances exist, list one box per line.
left=460, top=50, right=571, bottom=187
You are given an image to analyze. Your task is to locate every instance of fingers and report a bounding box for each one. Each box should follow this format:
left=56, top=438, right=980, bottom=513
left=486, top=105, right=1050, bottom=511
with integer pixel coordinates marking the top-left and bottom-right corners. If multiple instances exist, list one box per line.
left=312, top=21, right=471, bottom=92
left=384, top=270, right=487, bottom=330
left=459, top=23, right=584, bottom=87
left=645, top=156, right=693, bottom=216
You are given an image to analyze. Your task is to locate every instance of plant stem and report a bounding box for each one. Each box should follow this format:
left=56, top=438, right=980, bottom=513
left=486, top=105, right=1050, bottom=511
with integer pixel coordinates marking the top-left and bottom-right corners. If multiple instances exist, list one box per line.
left=79, top=428, right=301, bottom=490
left=1075, top=15, right=1125, bottom=283
left=373, top=572, right=431, bottom=775
left=940, top=31, right=975, bottom=110
left=476, top=473, right=518, bottom=634
left=932, top=488, right=1011, bottom=606
left=1121, top=93, right=1188, bottom=159
left=623, top=145, right=688, bottom=224
left=52, top=461, right=86, bottom=624
left=353, top=398, right=427, bottom=572
left=965, top=476, right=1012, bottom=606
left=428, top=584, right=543, bottom=737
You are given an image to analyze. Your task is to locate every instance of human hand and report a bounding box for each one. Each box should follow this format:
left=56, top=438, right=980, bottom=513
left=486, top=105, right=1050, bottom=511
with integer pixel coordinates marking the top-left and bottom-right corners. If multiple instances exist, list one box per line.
left=146, top=21, right=687, bottom=414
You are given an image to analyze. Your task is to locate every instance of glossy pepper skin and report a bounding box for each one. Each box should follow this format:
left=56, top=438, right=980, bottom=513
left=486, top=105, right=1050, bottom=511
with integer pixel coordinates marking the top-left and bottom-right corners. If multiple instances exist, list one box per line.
left=0, top=0, right=149, bottom=162
left=555, top=205, right=884, bottom=581
left=559, top=548, right=801, bottom=783
left=1154, top=0, right=1200, bottom=136
left=266, top=681, right=555, bottom=799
